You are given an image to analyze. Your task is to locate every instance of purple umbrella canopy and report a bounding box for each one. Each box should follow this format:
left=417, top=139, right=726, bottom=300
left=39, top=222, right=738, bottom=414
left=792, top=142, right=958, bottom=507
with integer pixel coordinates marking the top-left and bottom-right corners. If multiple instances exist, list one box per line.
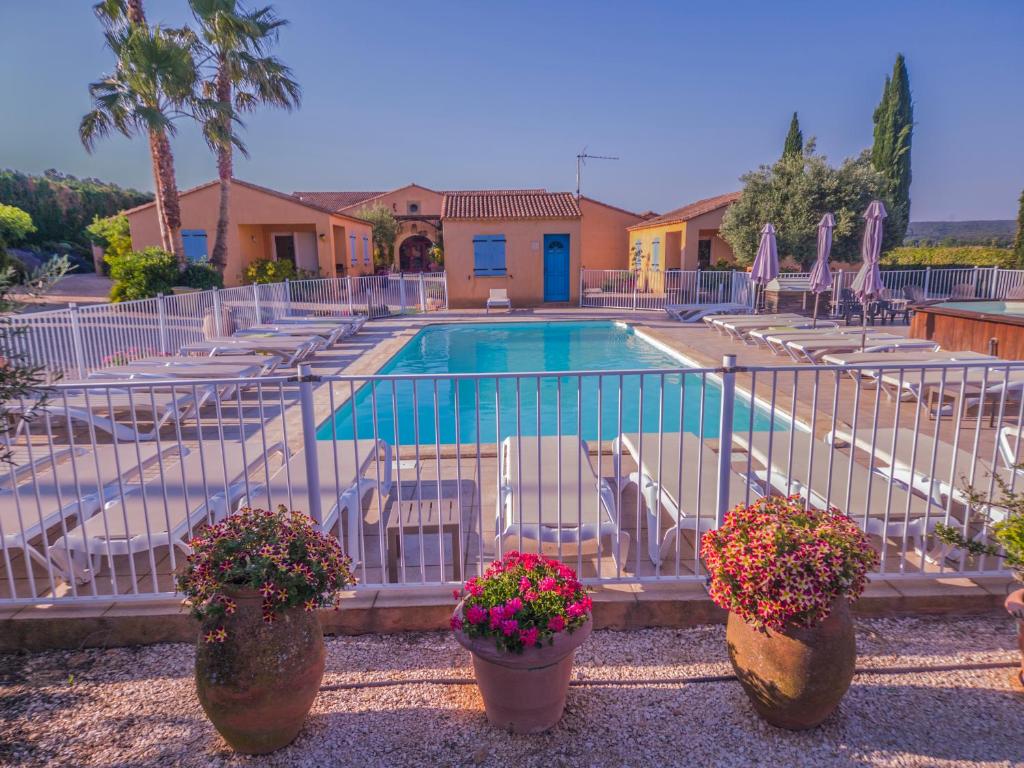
left=850, top=200, right=887, bottom=303
left=751, top=223, right=779, bottom=285
left=808, top=213, right=835, bottom=294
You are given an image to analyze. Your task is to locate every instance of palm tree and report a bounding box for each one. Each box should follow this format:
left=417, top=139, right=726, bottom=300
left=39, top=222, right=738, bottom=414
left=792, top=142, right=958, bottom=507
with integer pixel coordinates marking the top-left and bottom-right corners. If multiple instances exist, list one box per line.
left=187, top=0, right=301, bottom=273
left=83, top=6, right=198, bottom=266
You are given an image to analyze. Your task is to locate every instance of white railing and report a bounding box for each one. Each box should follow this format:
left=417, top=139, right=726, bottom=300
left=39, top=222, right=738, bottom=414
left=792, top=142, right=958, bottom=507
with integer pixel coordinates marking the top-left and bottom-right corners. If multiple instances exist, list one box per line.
left=582, top=267, right=1024, bottom=312
left=3, top=273, right=448, bottom=381
left=3, top=354, right=1021, bottom=605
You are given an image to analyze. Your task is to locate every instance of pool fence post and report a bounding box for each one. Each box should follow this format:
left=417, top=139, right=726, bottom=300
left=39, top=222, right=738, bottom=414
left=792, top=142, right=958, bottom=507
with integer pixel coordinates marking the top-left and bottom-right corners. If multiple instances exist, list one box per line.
left=156, top=293, right=168, bottom=355
left=970, top=266, right=979, bottom=295
left=296, top=362, right=323, bottom=525
left=989, top=266, right=1000, bottom=299
left=212, top=288, right=224, bottom=337
left=578, top=269, right=584, bottom=307
left=418, top=272, right=427, bottom=312
left=252, top=282, right=262, bottom=323
left=284, top=279, right=292, bottom=316
left=68, top=302, right=86, bottom=378
left=347, top=276, right=355, bottom=316
left=923, top=267, right=932, bottom=299
left=399, top=273, right=406, bottom=314
left=715, top=354, right=737, bottom=527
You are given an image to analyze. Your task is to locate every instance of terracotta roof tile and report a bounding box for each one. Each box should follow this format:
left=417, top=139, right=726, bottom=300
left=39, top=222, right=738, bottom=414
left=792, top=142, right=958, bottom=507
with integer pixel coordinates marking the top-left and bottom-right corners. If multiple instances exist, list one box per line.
left=292, top=191, right=383, bottom=211
left=627, top=191, right=740, bottom=230
left=442, top=191, right=581, bottom=219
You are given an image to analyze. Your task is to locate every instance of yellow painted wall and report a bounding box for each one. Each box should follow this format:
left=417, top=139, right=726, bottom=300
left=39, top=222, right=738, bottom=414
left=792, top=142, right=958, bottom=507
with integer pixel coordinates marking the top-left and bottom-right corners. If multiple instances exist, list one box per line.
left=579, top=198, right=643, bottom=270
left=343, top=185, right=444, bottom=217
left=628, top=222, right=687, bottom=270
left=442, top=218, right=582, bottom=308
left=125, top=181, right=373, bottom=286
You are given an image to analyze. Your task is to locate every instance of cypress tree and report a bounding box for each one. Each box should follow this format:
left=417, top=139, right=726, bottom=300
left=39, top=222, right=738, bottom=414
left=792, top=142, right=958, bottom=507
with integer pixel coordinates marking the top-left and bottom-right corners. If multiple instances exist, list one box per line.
left=871, top=54, right=913, bottom=249
left=1014, top=188, right=1024, bottom=268
left=783, top=112, right=803, bottom=158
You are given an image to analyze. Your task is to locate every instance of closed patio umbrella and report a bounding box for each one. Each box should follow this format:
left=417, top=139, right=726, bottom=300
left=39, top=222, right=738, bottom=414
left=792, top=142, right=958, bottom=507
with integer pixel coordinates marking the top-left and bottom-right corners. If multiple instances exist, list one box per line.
left=751, top=223, right=779, bottom=313
left=809, top=213, right=835, bottom=327
left=850, top=200, right=887, bottom=350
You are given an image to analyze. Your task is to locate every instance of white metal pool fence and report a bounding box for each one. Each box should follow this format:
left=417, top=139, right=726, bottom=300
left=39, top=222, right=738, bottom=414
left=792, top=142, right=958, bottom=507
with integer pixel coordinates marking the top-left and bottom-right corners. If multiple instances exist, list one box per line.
left=3, top=356, right=1022, bottom=606
left=3, top=272, right=447, bottom=381
left=580, top=267, right=1024, bottom=312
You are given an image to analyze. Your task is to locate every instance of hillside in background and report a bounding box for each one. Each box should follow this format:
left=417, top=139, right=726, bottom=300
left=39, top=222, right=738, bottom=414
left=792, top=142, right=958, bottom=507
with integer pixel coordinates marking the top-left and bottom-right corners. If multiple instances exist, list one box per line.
left=905, top=219, right=1015, bottom=247
left=0, top=169, right=152, bottom=252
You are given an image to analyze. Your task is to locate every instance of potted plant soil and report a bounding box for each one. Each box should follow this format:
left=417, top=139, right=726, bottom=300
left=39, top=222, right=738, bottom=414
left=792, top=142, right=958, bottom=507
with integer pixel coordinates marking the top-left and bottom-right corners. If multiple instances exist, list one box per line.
left=701, top=495, right=879, bottom=729
left=451, top=551, right=593, bottom=733
left=177, top=506, right=356, bottom=754
left=936, top=474, right=1024, bottom=691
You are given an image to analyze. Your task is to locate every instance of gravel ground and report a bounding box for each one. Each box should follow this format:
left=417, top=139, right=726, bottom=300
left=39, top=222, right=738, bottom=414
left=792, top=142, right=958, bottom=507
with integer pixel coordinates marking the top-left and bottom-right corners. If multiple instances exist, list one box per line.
left=1, top=616, right=1021, bottom=768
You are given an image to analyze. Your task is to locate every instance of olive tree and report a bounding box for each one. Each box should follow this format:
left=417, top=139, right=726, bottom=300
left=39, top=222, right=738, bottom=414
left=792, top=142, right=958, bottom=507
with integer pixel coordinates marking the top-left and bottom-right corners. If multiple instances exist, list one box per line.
left=719, top=142, right=891, bottom=269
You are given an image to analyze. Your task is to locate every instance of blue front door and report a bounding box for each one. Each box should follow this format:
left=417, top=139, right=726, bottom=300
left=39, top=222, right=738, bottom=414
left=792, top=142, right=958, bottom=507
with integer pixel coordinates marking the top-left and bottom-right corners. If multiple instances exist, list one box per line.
left=543, top=234, right=570, bottom=301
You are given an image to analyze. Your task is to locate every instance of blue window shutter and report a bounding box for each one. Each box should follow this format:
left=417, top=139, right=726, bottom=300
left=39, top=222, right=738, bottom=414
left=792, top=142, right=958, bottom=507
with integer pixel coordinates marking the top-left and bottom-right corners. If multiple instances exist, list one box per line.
left=474, top=235, right=506, bottom=275
left=362, top=236, right=370, bottom=266
left=349, top=234, right=357, bottom=266
left=182, top=229, right=208, bottom=262
left=652, top=238, right=660, bottom=271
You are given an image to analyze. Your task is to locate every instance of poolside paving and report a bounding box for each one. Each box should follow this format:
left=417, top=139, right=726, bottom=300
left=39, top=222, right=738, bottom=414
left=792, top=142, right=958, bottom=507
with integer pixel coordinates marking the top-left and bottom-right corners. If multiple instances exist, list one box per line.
left=1, top=615, right=1020, bottom=767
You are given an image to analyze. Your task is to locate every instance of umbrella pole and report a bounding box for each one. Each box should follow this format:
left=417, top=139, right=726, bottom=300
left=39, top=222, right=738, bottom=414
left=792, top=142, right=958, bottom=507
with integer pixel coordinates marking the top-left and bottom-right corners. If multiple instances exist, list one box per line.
left=812, top=293, right=820, bottom=329
left=860, top=299, right=869, bottom=351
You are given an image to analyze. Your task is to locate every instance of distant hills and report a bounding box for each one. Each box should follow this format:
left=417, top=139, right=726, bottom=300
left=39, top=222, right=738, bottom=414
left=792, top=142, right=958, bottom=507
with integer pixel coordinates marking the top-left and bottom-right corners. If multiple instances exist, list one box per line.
left=905, top=219, right=1015, bottom=247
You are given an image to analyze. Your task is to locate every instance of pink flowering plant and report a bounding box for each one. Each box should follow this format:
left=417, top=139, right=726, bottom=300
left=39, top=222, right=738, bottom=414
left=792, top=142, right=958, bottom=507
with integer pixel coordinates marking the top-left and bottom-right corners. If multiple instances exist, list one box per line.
left=451, top=551, right=592, bottom=653
left=176, top=506, right=355, bottom=642
left=700, top=495, right=878, bottom=633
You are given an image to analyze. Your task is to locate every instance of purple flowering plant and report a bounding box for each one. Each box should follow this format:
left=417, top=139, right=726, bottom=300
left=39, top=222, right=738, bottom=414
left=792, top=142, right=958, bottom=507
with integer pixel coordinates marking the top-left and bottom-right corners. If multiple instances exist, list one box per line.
left=451, top=551, right=592, bottom=653
left=176, top=506, right=355, bottom=642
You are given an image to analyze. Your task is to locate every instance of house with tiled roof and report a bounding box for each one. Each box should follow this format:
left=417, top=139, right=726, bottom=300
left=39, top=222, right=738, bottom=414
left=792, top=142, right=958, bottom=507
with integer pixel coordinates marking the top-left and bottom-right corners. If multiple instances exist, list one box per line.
left=626, top=191, right=741, bottom=271
left=122, top=178, right=375, bottom=286
left=293, top=182, right=644, bottom=306
left=123, top=178, right=645, bottom=300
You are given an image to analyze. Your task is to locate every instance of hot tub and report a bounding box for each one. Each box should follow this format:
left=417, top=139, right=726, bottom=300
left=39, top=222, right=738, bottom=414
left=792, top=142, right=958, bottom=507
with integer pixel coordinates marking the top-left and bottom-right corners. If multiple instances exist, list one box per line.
left=909, top=300, right=1024, bottom=359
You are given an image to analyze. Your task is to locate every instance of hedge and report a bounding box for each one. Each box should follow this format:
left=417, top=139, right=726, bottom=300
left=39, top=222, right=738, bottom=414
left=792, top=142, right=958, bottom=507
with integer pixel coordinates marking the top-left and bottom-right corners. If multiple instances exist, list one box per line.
left=881, top=246, right=1016, bottom=268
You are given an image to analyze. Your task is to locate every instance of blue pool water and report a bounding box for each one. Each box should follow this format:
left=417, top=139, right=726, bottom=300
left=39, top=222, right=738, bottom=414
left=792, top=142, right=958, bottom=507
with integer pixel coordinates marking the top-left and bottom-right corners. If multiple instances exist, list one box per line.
left=317, top=321, right=785, bottom=445
left=938, top=300, right=1024, bottom=316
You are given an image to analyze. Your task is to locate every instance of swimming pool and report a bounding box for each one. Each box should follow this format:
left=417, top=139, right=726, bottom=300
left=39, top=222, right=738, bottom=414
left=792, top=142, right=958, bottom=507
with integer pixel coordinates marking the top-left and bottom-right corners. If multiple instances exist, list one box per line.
left=317, top=321, right=786, bottom=445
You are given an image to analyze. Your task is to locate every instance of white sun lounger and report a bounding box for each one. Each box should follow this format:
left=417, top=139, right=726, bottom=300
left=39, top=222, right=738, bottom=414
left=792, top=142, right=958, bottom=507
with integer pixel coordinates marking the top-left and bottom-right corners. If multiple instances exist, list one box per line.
left=874, top=365, right=1024, bottom=413
left=259, top=439, right=393, bottom=563
left=497, top=436, right=629, bottom=570
left=827, top=426, right=1019, bottom=510
left=613, top=432, right=755, bottom=565
left=783, top=334, right=936, bottom=363
left=2, top=443, right=182, bottom=577
left=47, top=436, right=289, bottom=584
left=179, top=335, right=324, bottom=366
left=747, top=324, right=845, bottom=353
left=665, top=302, right=749, bottom=323
left=234, top=323, right=348, bottom=347
left=733, top=428, right=945, bottom=554
left=820, top=350, right=992, bottom=368
left=271, top=314, right=366, bottom=333
left=999, top=426, right=1024, bottom=478
left=87, top=362, right=264, bottom=400
left=716, top=316, right=819, bottom=343
left=486, top=289, right=511, bottom=313
left=706, top=313, right=803, bottom=336
left=127, top=354, right=284, bottom=375
left=13, top=385, right=214, bottom=441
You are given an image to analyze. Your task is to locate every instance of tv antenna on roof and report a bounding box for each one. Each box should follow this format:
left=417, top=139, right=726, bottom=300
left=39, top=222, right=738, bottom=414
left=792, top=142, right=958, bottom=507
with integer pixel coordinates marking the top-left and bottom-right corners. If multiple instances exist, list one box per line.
left=576, top=147, right=619, bottom=199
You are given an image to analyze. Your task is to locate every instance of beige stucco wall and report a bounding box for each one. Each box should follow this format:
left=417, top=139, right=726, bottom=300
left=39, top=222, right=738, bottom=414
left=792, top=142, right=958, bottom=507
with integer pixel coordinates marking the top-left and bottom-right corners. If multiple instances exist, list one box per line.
left=125, top=181, right=373, bottom=286
left=343, top=185, right=444, bottom=218
left=681, top=207, right=733, bottom=269
left=579, top=198, right=643, bottom=270
left=442, top=218, right=582, bottom=308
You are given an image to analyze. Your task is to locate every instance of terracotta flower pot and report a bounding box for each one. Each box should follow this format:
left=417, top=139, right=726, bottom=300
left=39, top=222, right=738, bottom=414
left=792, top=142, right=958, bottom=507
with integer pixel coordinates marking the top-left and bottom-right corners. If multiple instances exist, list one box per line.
left=1006, top=588, right=1024, bottom=691
left=195, top=588, right=325, bottom=754
left=726, top=598, right=855, bottom=730
left=454, top=615, right=592, bottom=734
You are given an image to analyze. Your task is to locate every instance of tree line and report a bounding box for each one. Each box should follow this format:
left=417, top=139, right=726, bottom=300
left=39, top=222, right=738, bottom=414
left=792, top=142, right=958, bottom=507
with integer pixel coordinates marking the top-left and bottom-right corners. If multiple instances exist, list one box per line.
left=80, top=0, right=300, bottom=274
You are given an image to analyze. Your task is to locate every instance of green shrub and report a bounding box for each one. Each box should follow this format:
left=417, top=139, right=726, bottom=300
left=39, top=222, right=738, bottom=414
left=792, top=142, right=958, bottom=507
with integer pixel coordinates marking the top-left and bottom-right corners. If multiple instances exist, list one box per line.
left=86, top=215, right=132, bottom=259
left=181, top=262, right=223, bottom=290
left=244, top=257, right=298, bottom=284
left=882, top=246, right=1015, bottom=268
left=106, top=247, right=179, bottom=301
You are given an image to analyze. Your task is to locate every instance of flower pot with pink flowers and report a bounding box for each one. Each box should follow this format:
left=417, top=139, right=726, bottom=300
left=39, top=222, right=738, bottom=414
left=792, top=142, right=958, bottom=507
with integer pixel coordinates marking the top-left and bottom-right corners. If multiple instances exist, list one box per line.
left=451, top=551, right=593, bottom=734
left=701, top=496, right=879, bottom=730
left=177, top=506, right=355, bottom=754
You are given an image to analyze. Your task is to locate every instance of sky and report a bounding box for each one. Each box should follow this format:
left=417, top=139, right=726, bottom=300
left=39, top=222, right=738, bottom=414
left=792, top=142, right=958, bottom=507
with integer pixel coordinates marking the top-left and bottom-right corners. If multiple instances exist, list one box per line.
left=1, top=0, right=1022, bottom=221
